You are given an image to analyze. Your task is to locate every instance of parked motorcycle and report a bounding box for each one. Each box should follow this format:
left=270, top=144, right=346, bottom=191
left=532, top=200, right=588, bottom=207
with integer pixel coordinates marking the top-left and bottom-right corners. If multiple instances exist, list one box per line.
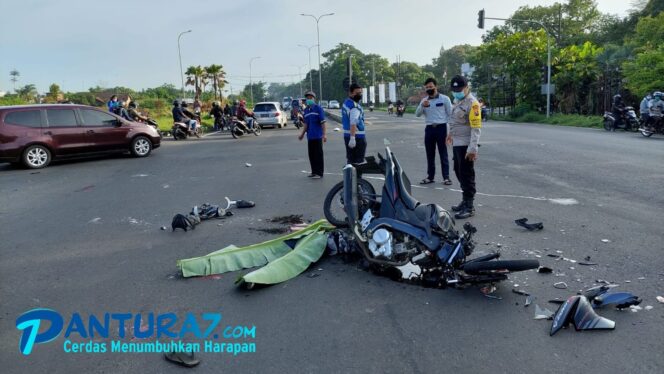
left=639, top=116, right=664, bottom=137
left=325, top=145, right=539, bottom=287
left=396, top=104, right=405, bottom=117
left=172, top=120, right=202, bottom=140
left=603, top=107, right=639, bottom=132
left=230, top=116, right=262, bottom=139
left=368, top=103, right=375, bottom=112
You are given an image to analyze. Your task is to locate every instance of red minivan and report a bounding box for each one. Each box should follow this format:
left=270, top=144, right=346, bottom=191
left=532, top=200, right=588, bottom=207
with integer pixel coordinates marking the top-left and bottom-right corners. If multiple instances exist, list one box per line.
left=0, top=104, right=161, bottom=169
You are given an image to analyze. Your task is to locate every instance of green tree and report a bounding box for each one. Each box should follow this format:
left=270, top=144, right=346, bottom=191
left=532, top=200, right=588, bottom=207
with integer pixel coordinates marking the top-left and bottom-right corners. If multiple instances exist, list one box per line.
left=241, top=82, right=267, bottom=105
left=16, top=84, right=38, bottom=102
left=205, top=64, right=227, bottom=101
left=45, top=83, right=61, bottom=103
left=553, top=41, right=602, bottom=113
left=623, top=46, right=664, bottom=97
left=185, top=65, right=206, bottom=99
left=9, top=69, right=20, bottom=91
left=424, top=45, right=476, bottom=84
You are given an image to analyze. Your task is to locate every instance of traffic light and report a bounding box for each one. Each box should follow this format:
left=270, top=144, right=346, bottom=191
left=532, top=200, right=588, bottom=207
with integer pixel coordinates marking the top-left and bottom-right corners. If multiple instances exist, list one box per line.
left=477, top=9, right=485, bottom=29
left=541, top=65, right=548, bottom=83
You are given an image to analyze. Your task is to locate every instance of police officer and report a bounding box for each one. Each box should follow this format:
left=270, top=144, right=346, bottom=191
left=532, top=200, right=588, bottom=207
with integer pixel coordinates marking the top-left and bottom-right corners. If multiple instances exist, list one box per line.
left=446, top=75, right=481, bottom=219
left=415, top=77, right=453, bottom=185
left=298, top=90, right=327, bottom=179
left=341, top=83, right=366, bottom=164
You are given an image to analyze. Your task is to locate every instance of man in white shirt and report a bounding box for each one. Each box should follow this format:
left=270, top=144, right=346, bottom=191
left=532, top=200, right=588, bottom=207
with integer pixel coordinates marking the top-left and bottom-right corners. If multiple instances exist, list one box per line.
left=415, top=77, right=453, bottom=185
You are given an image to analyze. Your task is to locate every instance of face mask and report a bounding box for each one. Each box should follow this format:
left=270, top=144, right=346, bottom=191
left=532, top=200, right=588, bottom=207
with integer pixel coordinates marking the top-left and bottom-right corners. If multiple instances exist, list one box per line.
left=452, top=91, right=465, bottom=100
left=655, top=96, right=662, bottom=101
left=306, top=99, right=315, bottom=106
left=352, top=94, right=362, bottom=102
left=426, top=89, right=436, bottom=96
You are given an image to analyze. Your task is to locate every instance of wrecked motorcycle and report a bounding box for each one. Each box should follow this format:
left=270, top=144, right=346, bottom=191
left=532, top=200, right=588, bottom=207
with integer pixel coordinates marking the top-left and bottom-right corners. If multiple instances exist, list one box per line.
left=338, top=146, right=539, bottom=287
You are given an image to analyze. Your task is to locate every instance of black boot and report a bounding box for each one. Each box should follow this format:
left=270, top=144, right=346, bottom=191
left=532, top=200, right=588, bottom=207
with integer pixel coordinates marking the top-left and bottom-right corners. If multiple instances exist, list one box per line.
left=454, top=200, right=475, bottom=219
left=451, top=200, right=466, bottom=212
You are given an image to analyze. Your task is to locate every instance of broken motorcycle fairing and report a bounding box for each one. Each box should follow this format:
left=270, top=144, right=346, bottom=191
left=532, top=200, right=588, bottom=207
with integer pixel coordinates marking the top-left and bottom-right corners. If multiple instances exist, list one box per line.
left=550, top=296, right=615, bottom=336
left=583, top=285, right=642, bottom=309
left=339, top=145, right=540, bottom=288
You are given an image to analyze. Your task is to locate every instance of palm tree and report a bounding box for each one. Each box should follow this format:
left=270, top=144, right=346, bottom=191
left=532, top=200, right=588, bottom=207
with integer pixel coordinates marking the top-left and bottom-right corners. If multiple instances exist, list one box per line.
left=185, top=65, right=206, bottom=100
left=10, top=69, right=20, bottom=91
left=205, top=64, right=227, bottom=100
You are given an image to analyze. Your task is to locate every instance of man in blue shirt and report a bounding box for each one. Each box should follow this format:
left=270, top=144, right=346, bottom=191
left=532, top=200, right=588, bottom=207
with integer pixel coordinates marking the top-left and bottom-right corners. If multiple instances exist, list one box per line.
left=341, top=83, right=366, bottom=164
left=298, top=90, right=327, bottom=179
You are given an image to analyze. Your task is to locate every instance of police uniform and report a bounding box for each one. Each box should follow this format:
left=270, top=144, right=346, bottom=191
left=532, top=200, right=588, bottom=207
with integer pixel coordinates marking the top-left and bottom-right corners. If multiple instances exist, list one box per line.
left=342, top=98, right=366, bottom=164
left=449, top=91, right=481, bottom=216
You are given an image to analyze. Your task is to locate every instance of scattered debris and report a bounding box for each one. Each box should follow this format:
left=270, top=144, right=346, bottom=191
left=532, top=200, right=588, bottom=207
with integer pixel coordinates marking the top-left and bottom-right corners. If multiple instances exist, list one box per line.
left=512, top=289, right=530, bottom=296
left=637, top=277, right=645, bottom=280
left=307, top=273, right=320, bottom=278
left=554, top=282, right=568, bottom=289
left=534, top=304, right=554, bottom=320
left=334, top=127, right=341, bottom=132
left=75, top=184, right=95, bottom=192
left=160, top=226, right=167, bottom=231
left=657, top=296, right=664, bottom=304
left=547, top=254, right=560, bottom=258
left=525, top=295, right=533, bottom=307
left=601, top=239, right=611, bottom=243
left=629, top=305, right=642, bottom=313
left=584, top=255, right=592, bottom=261
left=644, top=305, right=653, bottom=311
left=88, top=217, right=102, bottom=224
left=162, top=184, right=170, bottom=189
left=514, top=218, right=544, bottom=231
left=250, top=227, right=289, bottom=235
left=132, top=174, right=149, bottom=177
left=172, top=214, right=200, bottom=232
left=550, top=296, right=615, bottom=336
left=480, top=285, right=501, bottom=299
left=537, top=266, right=553, bottom=274
left=245, top=163, right=252, bottom=167
left=579, top=262, right=598, bottom=266
left=164, top=351, right=200, bottom=368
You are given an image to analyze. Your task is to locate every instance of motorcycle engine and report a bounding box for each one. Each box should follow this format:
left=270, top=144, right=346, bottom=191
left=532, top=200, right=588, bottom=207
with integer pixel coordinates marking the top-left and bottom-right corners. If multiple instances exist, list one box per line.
left=368, top=228, right=418, bottom=260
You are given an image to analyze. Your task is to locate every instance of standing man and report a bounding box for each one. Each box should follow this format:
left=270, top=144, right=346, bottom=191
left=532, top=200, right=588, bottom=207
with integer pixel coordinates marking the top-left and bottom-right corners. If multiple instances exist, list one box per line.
left=342, top=83, right=366, bottom=164
left=415, top=77, right=453, bottom=185
left=298, top=90, right=327, bottom=179
left=447, top=75, right=481, bottom=219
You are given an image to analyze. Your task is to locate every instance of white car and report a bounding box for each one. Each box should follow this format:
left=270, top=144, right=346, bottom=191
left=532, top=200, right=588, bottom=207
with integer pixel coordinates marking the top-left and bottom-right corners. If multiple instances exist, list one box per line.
left=328, top=100, right=340, bottom=109
left=253, top=102, right=287, bottom=128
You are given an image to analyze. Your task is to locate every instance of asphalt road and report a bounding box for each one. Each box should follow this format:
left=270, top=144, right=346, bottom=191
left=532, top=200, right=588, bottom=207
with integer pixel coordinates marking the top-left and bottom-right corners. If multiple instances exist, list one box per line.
left=1, top=110, right=663, bottom=373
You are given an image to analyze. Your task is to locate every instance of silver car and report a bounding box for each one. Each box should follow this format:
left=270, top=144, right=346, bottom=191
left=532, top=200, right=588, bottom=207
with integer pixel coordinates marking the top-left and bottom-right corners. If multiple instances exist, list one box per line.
left=253, top=102, right=287, bottom=128
left=328, top=100, right=340, bottom=109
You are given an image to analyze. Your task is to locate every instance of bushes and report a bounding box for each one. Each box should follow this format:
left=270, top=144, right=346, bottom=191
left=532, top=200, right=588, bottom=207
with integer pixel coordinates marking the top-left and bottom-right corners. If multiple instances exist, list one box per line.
left=0, top=96, right=29, bottom=106
left=493, top=111, right=602, bottom=128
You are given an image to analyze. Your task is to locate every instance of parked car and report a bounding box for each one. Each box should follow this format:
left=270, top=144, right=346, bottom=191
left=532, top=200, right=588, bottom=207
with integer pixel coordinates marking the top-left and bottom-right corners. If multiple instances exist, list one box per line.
left=0, top=104, right=161, bottom=169
left=320, top=100, right=329, bottom=108
left=328, top=100, right=340, bottom=109
left=253, top=102, right=286, bottom=128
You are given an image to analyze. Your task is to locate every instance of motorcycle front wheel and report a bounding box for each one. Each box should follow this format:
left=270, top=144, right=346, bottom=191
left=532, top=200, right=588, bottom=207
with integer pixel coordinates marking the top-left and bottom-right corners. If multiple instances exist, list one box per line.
left=231, top=125, right=243, bottom=139
left=323, top=178, right=376, bottom=228
left=603, top=119, right=614, bottom=132
left=253, top=125, right=262, bottom=136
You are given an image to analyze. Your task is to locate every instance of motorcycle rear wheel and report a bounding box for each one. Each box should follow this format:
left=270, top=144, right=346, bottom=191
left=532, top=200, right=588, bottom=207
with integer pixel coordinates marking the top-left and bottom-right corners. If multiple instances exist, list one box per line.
left=231, top=125, right=243, bottom=139
left=323, top=178, right=376, bottom=228
left=462, top=259, right=539, bottom=275
left=603, top=119, right=614, bottom=132
left=254, top=125, right=262, bottom=136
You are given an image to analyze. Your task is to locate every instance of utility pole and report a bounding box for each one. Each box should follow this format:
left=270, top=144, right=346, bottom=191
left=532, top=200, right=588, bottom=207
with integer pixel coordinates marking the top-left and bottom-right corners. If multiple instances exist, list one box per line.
left=348, top=55, right=353, bottom=87
left=301, top=13, right=335, bottom=101
left=298, top=44, right=318, bottom=91
left=177, top=30, right=192, bottom=100
left=372, top=58, right=376, bottom=104
left=249, top=56, right=261, bottom=105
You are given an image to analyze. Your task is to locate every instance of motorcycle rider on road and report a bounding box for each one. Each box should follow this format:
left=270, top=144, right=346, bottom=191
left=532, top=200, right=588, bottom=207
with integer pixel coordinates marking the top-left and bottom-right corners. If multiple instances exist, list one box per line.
left=611, top=94, right=626, bottom=129
left=236, top=100, right=255, bottom=129
left=210, top=101, right=224, bottom=131
left=172, top=100, right=197, bottom=131
left=647, top=91, right=664, bottom=129
left=127, top=102, right=148, bottom=122
left=640, top=93, right=652, bottom=124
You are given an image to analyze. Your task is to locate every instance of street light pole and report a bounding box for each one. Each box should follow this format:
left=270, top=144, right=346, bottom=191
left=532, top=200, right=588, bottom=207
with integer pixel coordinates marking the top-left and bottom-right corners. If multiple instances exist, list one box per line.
left=177, top=29, right=192, bottom=100
left=298, top=44, right=318, bottom=91
left=301, top=13, right=334, bottom=101
left=249, top=56, right=261, bottom=105
left=293, top=64, right=306, bottom=97
left=481, top=15, right=552, bottom=117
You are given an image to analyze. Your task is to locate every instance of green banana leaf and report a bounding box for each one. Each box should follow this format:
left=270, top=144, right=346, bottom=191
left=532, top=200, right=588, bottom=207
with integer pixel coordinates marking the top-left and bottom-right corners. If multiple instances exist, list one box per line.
left=238, top=229, right=328, bottom=285
left=177, top=219, right=334, bottom=279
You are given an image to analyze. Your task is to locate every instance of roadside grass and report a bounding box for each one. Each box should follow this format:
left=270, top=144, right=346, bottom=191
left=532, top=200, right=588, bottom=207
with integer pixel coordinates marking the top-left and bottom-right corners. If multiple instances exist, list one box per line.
left=491, top=111, right=603, bottom=129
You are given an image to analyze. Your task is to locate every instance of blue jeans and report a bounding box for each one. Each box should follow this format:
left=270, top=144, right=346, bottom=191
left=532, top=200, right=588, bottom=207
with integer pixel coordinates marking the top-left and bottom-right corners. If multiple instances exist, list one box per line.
left=187, top=119, right=197, bottom=131
left=246, top=118, right=254, bottom=129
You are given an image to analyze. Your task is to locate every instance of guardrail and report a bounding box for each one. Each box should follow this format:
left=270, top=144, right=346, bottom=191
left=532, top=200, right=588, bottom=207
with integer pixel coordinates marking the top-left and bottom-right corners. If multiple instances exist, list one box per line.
left=324, top=110, right=342, bottom=123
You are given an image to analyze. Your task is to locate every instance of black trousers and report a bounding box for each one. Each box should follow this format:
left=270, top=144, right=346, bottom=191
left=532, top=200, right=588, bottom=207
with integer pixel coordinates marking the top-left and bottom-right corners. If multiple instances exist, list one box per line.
left=344, top=137, right=367, bottom=164
left=452, top=146, right=476, bottom=201
left=308, top=138, right=324, bottom=176
left=424, top=124, right=449, bottom=180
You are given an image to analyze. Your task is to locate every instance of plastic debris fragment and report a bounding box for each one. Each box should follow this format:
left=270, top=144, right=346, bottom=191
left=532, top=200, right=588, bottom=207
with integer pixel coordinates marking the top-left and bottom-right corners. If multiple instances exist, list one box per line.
left=512, top=289, right=530, bottom=296
left=514, top=218, right=544, bottom=231
left=534, top=304, right=554, bottom=320
left=579, top=262, right=598, bottom=266
left=601, top=239, right=610, bottom=243
left=644, top=305, right=653, bottom=311
left=657, top=296, right=664, bottom=304
left=245, top=163, right=252, bottom=167
left=554, top=282, right=568, bottom=289
left=537, top=266, right=553, bottom=274
left=525, top=295, right=533, bottom=307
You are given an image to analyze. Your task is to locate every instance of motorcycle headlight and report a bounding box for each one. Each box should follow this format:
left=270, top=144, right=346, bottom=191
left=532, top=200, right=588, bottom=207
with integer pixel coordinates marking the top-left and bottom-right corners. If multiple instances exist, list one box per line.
left=436, top=210, right=454, bottom=233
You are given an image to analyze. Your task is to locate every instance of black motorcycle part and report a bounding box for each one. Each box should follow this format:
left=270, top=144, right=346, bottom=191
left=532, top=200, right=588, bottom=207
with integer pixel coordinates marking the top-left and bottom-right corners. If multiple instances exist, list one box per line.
left=461, top=259, right=540, bottom=275
left=514, top=217, right=543, bottom=231
left=463, top=252, right=501, bottom=264
left=550, top=296, right=615, bottom=336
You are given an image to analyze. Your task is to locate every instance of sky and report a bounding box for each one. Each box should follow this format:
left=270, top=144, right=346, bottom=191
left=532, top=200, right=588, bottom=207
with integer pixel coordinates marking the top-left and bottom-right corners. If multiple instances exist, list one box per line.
left=0, top=0, right=636, bottom=94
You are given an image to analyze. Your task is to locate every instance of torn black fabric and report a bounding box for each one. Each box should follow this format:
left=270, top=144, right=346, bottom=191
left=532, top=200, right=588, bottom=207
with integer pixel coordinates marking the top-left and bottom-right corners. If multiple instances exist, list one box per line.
left=515, top=218, right=544, bottom=231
